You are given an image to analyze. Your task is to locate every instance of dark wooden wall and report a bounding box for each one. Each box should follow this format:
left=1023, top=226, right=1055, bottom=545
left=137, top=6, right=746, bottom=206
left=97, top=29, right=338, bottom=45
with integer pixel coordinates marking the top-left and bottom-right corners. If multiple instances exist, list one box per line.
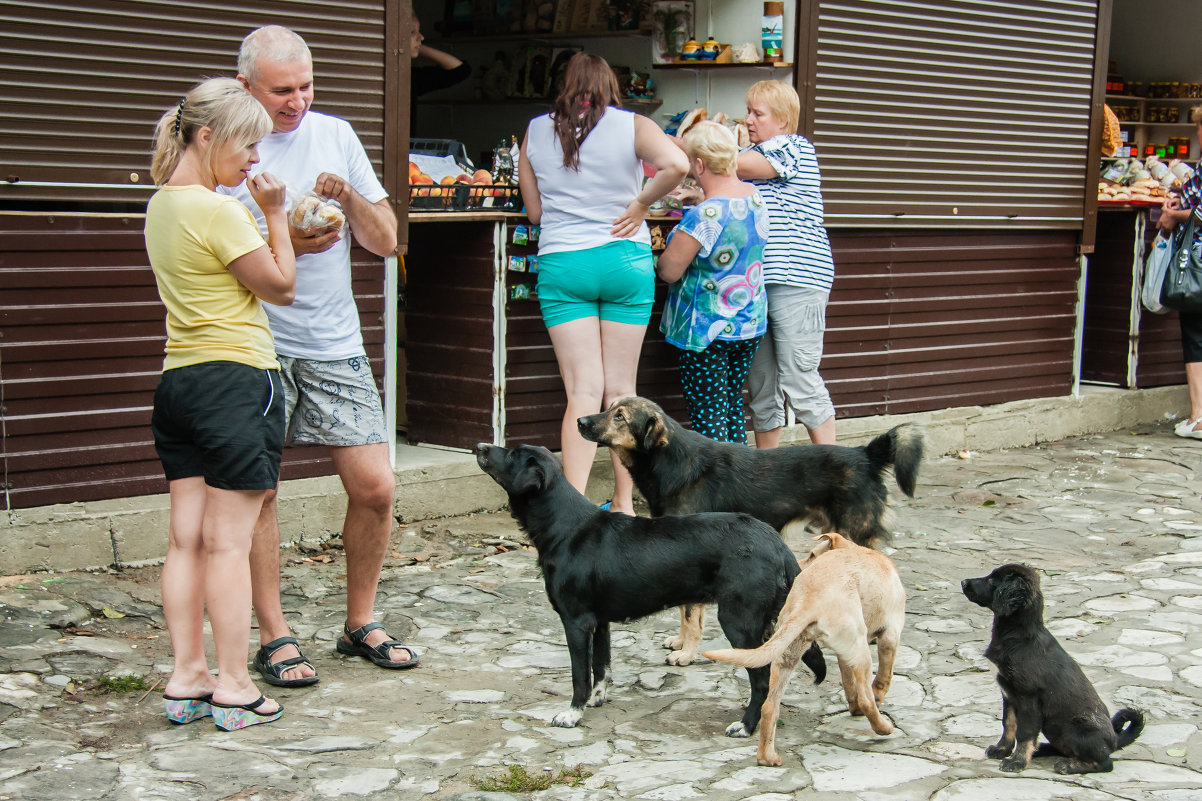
left=0, top=213, right=386, bottom=510
left=1082, top=208, right=1186, bottom=388
left=404, top=222, right=1084, bottom=453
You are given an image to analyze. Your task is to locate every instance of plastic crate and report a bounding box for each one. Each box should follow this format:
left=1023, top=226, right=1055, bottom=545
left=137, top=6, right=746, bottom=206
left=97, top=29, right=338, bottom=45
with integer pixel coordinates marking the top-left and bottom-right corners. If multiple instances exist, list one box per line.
left=410, top=138, right=471, bottom=164
left=408, top=183, right=522, bottom=212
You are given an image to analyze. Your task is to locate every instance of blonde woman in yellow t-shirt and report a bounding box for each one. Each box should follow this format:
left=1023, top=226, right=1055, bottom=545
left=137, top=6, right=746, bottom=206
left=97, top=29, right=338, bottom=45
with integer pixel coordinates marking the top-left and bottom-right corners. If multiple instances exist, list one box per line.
left=144, top=77, right=295, bottom=731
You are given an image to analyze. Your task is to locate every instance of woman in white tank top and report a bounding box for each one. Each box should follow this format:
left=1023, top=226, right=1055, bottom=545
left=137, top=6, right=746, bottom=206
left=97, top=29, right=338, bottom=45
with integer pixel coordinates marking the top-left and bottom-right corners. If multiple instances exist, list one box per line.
left=518, top=53, right=687, bottom=514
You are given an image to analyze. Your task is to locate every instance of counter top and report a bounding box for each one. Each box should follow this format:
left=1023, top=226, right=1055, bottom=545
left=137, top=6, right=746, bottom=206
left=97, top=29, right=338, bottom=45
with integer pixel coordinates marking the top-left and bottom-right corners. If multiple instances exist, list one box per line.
left=409, top=210, right=528, bottom=222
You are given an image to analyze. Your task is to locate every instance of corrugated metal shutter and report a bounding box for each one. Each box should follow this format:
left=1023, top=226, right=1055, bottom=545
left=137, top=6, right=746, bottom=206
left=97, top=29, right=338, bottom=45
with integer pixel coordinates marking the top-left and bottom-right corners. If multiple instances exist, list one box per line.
left=801, top=0, right=1100, bottom=228
left=0, top=0, right=387, bottom=207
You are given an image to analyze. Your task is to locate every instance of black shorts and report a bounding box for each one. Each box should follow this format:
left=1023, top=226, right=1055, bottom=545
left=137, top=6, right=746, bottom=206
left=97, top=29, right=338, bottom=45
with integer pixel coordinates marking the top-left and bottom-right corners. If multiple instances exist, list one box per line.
left=151, top=362, right=285, bottom=491
left=1181, top=311, right=1202, bottom=364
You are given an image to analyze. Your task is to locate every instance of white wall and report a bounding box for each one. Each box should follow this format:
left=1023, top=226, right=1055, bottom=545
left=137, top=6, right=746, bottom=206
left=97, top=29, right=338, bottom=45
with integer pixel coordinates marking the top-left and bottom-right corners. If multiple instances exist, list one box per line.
left=1107, top=0, right=1202, bottom=84
left=650, top=0, right=797, bottom=123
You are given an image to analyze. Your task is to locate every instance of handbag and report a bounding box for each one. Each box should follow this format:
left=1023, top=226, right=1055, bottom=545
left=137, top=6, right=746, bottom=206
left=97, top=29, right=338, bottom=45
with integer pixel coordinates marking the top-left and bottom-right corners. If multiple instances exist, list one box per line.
left=1161, top=214, right=1202, bottom=313
left=1142, top=230, right=1174, bottom=314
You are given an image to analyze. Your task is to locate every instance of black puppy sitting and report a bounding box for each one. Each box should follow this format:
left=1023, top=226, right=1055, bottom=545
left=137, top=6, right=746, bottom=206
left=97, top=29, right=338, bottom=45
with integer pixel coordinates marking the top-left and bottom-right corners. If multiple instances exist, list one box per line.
left=476, top=442, right=799, bottom=735
left=962, top=564, right=1144, bottom=774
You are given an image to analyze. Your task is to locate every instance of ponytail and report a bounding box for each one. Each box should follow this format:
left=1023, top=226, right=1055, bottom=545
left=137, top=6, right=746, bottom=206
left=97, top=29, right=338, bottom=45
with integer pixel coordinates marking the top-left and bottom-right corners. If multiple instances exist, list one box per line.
left=149, top=77, right=271, bottom=186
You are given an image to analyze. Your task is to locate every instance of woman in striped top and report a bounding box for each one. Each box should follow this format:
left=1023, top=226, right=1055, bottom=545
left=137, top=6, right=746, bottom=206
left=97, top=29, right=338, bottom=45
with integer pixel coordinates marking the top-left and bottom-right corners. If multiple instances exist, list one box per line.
left=736, top=80, right=837, bottom=447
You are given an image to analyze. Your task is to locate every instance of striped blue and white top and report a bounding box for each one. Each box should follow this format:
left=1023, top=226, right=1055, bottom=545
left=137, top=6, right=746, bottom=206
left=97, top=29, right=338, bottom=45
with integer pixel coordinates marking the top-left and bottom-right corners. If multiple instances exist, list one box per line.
left=749, top=134, right=835, bottom=292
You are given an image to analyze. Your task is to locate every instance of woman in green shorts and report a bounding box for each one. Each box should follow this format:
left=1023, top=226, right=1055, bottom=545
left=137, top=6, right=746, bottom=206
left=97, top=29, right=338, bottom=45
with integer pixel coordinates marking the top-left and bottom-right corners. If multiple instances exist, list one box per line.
left=518, top=52, right=687, bottom=514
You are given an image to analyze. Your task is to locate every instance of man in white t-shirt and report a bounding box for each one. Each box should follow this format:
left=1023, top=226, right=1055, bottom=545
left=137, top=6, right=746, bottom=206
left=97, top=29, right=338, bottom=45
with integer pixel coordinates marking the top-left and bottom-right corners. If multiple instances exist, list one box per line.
left=223, top=26, right=415, bottom=685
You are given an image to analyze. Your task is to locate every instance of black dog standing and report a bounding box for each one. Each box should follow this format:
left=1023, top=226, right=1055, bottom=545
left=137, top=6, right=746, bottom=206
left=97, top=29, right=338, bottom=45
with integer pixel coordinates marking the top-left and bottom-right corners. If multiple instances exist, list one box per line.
left=476, top=443, right=799, bottom=735
left=962, top=564, right=1144, bottom=774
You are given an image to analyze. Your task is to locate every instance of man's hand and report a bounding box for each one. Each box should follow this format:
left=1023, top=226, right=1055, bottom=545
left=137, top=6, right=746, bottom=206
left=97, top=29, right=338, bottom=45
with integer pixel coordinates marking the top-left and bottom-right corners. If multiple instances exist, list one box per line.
left=291, top=226, right=342, bottom=255
left=313, top=172, right=352, bottom=204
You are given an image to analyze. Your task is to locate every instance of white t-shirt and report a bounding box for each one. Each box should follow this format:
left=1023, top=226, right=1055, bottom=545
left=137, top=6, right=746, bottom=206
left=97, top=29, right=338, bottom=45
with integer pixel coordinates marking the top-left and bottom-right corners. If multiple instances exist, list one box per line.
left=525, top=107, right=651, bottom=254
left=220, top=110, right=388, bottom=360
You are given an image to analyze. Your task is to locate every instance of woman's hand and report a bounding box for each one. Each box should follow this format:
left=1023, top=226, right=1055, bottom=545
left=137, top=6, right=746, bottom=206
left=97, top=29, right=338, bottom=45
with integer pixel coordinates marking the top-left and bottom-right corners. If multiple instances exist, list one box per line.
left=668, top=185, right=703, bottom=206
left=247, top=171, right=287, bottom=215
left=1158, top=199, right=1192, bottom=233
left=612, top=198, right=651, bottom=238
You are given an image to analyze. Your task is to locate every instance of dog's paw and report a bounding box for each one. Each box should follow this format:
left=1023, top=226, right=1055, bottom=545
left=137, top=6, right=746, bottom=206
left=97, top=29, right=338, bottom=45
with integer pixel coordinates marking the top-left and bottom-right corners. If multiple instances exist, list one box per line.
left=985, top=744, right=1012, bottom=759
left=586, top=681, right=608, bottom=708
left=663, top=634, right=684, bottom=651
left=757, top=752, right=783, bottom=767
left=724, top=721, right=750, bottom=738
left=666, top=649, right=696, bottom=666
left=999, top=757, right=1028, bottom=773
left=551, top=707, right=583, bottom=728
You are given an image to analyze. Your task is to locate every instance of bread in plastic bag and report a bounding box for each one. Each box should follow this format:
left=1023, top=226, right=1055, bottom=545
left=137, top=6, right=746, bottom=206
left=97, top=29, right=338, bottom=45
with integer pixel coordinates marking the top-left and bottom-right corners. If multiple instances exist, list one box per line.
left=288, top=191, right=346, bottom=234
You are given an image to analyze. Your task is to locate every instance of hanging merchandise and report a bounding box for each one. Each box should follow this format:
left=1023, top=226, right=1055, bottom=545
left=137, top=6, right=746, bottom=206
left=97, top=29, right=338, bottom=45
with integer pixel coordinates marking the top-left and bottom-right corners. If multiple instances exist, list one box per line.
left=762, top=2, right=784, bottom=63
left=651, top=1, right=695, bottom=65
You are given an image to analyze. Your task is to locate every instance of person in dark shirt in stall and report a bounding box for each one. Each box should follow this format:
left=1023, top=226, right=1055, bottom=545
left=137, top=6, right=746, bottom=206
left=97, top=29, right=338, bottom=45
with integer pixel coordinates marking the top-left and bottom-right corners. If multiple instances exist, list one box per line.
left=409, top=12, right=470, bottom=134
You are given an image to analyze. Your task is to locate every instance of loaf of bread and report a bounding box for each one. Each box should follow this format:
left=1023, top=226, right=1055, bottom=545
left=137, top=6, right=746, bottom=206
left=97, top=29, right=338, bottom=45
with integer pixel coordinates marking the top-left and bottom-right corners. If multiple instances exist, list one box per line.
left=289, top=194, right=346, bottom=234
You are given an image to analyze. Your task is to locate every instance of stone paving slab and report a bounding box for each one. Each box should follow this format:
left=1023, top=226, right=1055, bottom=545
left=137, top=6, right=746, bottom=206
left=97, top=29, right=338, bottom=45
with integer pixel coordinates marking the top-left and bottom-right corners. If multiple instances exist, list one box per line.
left=2, top=426, right=1202, bottom=799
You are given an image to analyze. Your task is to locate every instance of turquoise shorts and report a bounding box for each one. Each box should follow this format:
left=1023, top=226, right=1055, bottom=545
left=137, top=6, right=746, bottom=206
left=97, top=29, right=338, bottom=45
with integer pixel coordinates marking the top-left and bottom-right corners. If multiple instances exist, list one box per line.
left=537, top=240, right=655, bottom=327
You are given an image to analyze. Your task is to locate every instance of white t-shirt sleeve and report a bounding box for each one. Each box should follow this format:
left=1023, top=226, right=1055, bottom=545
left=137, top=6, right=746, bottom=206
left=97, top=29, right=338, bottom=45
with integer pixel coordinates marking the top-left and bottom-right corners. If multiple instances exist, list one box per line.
left=339, top=120, right=388, bottom=204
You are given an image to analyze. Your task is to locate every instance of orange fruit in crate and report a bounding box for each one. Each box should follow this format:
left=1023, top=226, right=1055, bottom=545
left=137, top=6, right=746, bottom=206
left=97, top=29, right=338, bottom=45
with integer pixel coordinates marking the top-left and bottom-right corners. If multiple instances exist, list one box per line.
left=455, top=174, right=472, bottom=184
left=439, top=175, right=456, bottom=185
left=472, top=169, right=492, bottom=184
left=408, top=161, right=421, bottom=177
left=411, top=173, right=433, bottom=185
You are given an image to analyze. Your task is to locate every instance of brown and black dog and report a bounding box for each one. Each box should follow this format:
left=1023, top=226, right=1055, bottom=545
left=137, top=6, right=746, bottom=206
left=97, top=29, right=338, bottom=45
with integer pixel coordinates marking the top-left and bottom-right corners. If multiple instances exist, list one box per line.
left=578, top=396, right=923, bottom=665
left=962, top=564, right=1144, bottom=774
left=704, top=533, right=906, bottom=765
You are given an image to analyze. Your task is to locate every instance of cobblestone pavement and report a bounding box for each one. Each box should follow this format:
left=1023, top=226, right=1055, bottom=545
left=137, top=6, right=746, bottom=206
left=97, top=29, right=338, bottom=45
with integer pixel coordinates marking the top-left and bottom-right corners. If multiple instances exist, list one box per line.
left=3, top=425, right=1202, bottom=800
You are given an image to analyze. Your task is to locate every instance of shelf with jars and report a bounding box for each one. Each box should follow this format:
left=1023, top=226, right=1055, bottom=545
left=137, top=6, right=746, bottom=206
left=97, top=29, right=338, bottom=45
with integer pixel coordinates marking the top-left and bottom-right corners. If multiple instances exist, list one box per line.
left=1105, top=94, right=1199, bottom=161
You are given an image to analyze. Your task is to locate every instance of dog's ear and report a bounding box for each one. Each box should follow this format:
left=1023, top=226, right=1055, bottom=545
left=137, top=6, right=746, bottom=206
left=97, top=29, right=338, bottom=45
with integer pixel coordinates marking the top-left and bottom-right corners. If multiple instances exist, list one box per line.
left=810, top=533, right=836, bottom=556
left=992, top=571, right=1036, bottom=616
left=641, top=412, right=668, bottom=450
left=510, top=453, right=547, bottom=495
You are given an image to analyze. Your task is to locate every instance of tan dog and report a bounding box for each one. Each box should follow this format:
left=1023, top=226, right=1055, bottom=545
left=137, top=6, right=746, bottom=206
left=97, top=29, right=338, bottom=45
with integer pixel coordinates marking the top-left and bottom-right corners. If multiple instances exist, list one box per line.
left=703, top=533, right=906, bottom=766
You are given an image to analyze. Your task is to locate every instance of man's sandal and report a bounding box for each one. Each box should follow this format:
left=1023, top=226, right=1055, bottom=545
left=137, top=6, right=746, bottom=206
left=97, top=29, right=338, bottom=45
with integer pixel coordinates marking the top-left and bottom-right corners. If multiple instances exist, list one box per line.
left=335, top=621, right=421, bottom=670
left=252, top=636, right=319, bottom=687
left=211, top=695, right=283, bottom=731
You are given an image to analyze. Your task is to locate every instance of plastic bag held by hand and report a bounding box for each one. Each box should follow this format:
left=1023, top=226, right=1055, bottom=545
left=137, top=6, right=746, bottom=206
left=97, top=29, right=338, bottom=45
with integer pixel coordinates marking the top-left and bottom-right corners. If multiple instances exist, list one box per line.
left=287, top=190, right=346, bottom=235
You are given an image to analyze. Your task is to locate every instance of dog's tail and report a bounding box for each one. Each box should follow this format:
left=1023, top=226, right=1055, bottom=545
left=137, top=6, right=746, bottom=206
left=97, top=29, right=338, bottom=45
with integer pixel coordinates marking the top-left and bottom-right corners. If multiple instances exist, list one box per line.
left=865, top=424, right=925, bottom=498
left=701, top=614, right=814, bottom=670
left=1112, top=708, right=1145, bottom=749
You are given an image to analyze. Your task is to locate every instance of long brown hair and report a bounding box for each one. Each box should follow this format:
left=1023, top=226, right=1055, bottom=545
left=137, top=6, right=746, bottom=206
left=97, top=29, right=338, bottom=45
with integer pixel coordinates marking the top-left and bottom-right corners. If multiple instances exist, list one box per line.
left=551, top=52, right=622, bottom=170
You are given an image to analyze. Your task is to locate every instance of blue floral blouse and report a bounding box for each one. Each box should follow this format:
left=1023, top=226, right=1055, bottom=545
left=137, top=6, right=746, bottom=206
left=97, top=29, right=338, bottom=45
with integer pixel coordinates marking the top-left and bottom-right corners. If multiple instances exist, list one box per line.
left=659, top=193, right=770, bottom=352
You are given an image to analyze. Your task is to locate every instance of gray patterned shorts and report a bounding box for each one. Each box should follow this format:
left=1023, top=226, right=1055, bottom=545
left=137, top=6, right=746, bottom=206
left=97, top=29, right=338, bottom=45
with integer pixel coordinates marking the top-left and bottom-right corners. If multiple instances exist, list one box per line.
left=277, top=355, right=387, bottom=447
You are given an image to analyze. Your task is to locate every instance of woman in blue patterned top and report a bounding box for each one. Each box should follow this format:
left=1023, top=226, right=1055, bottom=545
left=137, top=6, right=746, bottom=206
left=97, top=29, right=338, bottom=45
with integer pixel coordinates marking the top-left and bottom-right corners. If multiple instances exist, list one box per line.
left=657, top=121, right=770, bottom=443
left=1157, top=105, right=1202, bottom=439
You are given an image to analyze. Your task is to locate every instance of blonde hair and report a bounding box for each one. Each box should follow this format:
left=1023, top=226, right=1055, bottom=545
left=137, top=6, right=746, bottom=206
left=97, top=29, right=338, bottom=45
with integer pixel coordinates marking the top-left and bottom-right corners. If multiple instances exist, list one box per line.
left=684, top=121, right=739, bottom=176
left=1192, top=105, right=1202, bottom=125
left=237, top=25, right=312, bottom=84
left=745, top=80, right=800, bottom=134
left=150, top=77, right=272, bottom=186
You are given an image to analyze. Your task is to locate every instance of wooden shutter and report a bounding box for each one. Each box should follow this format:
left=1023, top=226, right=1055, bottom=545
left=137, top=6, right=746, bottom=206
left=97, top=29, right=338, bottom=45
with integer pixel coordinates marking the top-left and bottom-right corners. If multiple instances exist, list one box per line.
left=798, top=0, right=1101, bottom=228
left=0, top=0, right=388, bottom=207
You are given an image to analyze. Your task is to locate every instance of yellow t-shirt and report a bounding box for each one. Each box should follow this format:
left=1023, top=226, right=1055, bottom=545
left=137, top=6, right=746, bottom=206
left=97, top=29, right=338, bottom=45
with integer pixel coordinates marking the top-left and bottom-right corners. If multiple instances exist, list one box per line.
left=144, top=186, right=278, bottom=371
